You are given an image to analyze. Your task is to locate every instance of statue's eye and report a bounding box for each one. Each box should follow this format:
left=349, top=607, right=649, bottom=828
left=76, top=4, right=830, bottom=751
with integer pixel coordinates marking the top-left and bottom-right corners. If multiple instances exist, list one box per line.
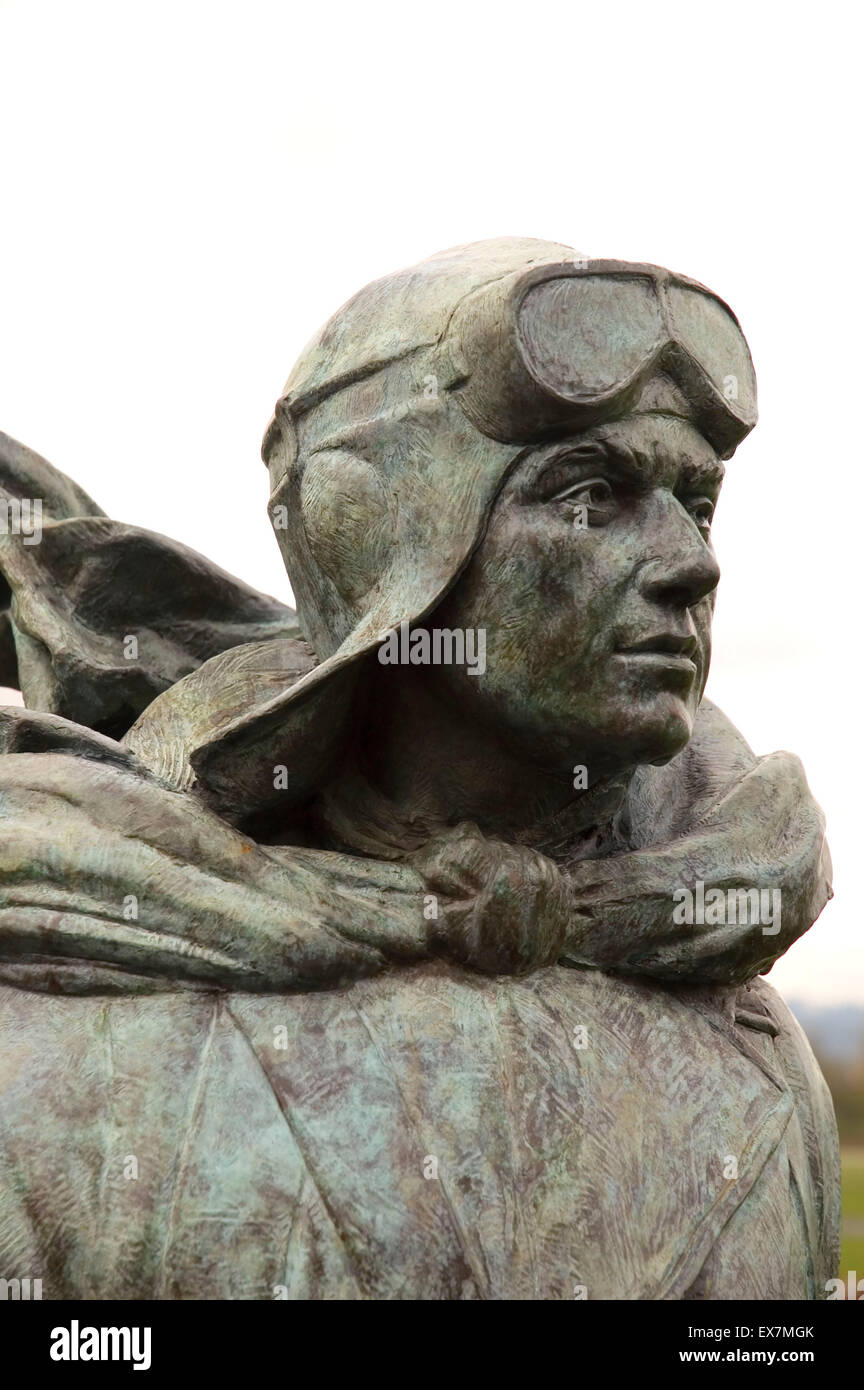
left=686, top=497, right=716, bottom=533
left=555, top=476, right=617, bottom=525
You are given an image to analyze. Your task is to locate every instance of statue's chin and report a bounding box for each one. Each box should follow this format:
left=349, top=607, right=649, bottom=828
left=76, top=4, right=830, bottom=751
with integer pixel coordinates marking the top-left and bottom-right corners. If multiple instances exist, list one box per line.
left=637, top=703, right=696, bottom=768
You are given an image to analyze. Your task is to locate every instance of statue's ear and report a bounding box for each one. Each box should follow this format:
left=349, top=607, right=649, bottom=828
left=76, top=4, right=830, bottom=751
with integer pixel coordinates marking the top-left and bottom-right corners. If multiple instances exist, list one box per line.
left=298, top=448, right=393, bottom=606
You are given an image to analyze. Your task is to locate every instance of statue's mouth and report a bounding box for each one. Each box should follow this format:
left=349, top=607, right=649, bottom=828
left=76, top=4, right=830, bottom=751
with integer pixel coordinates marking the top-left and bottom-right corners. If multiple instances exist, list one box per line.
left=615, top=633, right=698, bottom=679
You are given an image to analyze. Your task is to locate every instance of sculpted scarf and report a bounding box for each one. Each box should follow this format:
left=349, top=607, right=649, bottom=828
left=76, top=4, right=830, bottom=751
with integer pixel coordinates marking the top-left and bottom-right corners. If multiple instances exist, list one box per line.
left=0, top=707, right=831, bottom=996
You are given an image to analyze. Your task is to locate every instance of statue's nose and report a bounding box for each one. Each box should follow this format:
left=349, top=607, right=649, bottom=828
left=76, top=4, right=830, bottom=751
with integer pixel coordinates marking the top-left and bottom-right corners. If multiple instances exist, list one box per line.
left=636, top=495, right=720, bottom=609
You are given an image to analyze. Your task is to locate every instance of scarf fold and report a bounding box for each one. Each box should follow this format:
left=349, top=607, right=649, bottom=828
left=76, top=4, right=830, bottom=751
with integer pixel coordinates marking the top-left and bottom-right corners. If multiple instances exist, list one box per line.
left=0, top=706, right=831, bottom=994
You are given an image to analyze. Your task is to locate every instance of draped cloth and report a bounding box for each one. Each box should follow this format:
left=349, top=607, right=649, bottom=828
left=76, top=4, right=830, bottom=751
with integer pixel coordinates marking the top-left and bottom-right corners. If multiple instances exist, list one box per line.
left=0, top=707, right=832, bottom=995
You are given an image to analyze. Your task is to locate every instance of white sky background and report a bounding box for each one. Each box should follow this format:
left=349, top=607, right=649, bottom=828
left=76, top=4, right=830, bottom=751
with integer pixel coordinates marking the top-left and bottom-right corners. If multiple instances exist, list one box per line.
left=0, top=0, right=860, bottom=1003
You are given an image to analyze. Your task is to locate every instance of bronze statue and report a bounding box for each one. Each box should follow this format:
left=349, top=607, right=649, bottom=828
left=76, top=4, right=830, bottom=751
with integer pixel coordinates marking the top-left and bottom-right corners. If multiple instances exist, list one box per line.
left=0, top=239, right=838, bottom=1299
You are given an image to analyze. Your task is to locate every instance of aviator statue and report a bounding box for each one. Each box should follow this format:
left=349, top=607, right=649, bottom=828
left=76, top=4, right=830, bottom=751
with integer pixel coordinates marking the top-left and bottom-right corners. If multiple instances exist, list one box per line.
left=0, top=239, right=838, bottom=1299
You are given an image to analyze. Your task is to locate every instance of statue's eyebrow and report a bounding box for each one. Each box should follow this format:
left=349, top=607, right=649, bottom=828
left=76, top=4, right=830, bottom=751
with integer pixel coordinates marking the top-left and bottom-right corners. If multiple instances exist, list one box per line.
left=527, top=439, right=646, bottom=493
left=677, top=455, right=725, bottom=490
left=527, top=438, right=726, bottom=496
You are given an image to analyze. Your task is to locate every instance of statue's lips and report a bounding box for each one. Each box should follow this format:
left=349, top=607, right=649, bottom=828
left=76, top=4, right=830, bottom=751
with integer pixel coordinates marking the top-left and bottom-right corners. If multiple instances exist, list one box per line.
left=615, top=634, right=698, bottom=681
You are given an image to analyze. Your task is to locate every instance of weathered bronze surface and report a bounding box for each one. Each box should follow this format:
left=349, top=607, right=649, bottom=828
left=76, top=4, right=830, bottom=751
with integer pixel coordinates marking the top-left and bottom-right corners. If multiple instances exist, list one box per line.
left=0, top=239, right=838, bottom=1299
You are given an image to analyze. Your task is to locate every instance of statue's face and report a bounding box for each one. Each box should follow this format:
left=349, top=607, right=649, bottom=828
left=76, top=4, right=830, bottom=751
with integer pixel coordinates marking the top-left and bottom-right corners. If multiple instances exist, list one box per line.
left=429, top=413, right=722, bottom=783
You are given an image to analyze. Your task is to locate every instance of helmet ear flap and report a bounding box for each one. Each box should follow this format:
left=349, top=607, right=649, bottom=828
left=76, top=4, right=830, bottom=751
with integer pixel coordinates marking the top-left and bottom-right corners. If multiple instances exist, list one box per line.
left=298, top=449, right=393, bottom=607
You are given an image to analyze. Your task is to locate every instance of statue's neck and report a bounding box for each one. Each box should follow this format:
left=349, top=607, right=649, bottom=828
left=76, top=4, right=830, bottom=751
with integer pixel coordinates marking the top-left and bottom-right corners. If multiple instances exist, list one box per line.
left=316, top=668, right=633, bottom=860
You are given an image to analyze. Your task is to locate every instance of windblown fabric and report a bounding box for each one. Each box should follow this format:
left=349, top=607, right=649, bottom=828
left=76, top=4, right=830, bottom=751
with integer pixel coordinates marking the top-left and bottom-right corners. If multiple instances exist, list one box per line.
left=0, top=694, right=832, bottom=993
left=0, top=431, right=299, bottom=736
